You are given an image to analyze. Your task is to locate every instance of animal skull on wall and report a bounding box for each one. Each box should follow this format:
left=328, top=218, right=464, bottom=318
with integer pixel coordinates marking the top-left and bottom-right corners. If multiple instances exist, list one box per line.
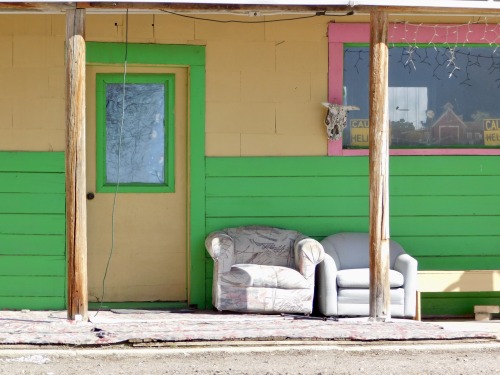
left=322, top=102, right=360, bottom=141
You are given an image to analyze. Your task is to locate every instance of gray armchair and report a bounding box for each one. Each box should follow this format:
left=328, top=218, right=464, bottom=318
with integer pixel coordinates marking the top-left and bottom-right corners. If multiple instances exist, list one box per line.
left=205, top=226, right=324, bottom=314
left=314, top=232, right=418, bottom=318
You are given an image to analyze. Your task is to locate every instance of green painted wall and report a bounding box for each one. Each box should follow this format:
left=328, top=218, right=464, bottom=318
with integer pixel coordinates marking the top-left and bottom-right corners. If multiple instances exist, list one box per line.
left=0, top=152, right=66, bottom=310
left=2, top=151, right=497, bottom=316
left=205, top=155, right=500, bottom=316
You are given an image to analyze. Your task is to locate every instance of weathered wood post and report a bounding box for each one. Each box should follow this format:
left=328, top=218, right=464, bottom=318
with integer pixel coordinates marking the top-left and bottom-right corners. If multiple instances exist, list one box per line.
left=368, top=9, right=391, bottom=321
left=66, top=8, right=88, bottom=321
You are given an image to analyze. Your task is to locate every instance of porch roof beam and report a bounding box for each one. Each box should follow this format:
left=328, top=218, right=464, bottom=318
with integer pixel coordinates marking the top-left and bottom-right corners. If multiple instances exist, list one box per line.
left=0, top=2, right=75, bottom=12
left=78, top=3, right=500, bottom=15
left=2, top=2, right=500, bottom=15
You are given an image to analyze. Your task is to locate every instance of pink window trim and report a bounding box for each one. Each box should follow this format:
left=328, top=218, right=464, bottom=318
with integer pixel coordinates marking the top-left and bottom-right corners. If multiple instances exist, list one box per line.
left=327, top=23, right=500, bottom=157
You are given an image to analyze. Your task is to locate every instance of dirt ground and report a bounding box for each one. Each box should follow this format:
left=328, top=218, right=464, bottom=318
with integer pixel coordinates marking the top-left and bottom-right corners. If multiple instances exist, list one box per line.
left=0, top=343, right=499, bottom=375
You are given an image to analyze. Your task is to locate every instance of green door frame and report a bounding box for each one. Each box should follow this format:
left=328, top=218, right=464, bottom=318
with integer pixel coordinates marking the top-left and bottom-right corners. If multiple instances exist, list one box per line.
left=86, top=42, right=206, bottom=309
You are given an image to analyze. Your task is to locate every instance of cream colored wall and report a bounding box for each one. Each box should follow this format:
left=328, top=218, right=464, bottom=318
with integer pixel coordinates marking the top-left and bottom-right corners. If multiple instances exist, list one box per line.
left=419, top=271, right=500, bottom=293
left=0, top=13, right=478, bottom=154
left=87, top=13, right=331, bottom=156
left=0, top=15, right=65, bottom=151
left=203, top=15, right=329, bottom=156
left=0, top=13, right=331, bottom=155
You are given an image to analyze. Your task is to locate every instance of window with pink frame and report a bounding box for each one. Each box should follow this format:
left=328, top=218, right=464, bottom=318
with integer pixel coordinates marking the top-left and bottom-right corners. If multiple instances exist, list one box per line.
left=328, top=23, right=500, bottom=156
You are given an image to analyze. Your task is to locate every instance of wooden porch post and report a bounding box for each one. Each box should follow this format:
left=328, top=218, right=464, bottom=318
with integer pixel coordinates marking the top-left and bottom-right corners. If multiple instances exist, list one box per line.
left=66, top=8, right=88, bottom=321
left=368, top=9, right=391, bottom=321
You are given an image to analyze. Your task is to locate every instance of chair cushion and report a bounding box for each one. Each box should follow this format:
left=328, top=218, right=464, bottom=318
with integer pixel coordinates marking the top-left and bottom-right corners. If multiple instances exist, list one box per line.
left=225, top=226, right=299, bottom=267
left=338, top=288, right=405, bottom=305
left=221, top=264, right=311, bottom=289
left=337, top=268, right=404, bottom=288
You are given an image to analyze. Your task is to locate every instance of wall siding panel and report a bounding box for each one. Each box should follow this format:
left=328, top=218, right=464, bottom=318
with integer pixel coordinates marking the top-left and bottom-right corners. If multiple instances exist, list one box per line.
left=0, top=152, right=65, bottom=310
left=422, top=292, right=500, bottom=317
left=205, top=155, right=500, bottom=316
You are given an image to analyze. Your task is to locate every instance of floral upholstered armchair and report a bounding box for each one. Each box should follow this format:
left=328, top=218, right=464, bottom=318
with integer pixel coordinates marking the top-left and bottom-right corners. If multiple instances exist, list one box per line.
left=205, top=226, right=325, bottom=314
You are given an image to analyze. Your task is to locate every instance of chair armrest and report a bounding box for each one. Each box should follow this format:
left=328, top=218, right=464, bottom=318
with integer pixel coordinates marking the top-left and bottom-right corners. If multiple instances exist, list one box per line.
left=294, top=236, right=325, bottom=281
left=205, top=231, right=235, bottom=274
left=394, top=253, right=418, bottom=318
left=314, top=253, right=339, bottom=316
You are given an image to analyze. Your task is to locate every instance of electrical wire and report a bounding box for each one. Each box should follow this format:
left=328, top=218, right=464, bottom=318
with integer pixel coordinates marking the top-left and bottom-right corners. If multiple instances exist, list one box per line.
left=160, top=9, right=354, bottom=23
left=94, top=8, right=129, bottom=317
left=91, top=6, right=353, bottom=316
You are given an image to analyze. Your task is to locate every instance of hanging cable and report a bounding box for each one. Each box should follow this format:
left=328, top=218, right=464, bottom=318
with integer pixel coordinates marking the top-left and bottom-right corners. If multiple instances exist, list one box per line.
left=159, top=9, right=354, bottom=23
left=94, top=8, right=129, bottom=317
left=90, top=5, right=352, bottom=316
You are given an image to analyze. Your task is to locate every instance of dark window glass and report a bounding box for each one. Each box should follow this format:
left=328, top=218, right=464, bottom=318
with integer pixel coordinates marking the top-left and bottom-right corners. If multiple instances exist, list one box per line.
left=343, top=45, right=500, bottom=148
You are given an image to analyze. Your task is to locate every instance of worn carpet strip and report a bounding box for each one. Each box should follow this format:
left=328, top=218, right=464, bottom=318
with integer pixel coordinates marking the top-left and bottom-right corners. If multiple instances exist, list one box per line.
left=0, top=310, right=496, bottom=346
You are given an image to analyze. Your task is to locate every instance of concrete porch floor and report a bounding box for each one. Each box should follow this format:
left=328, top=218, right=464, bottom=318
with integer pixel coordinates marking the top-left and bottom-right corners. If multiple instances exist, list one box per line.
left=0, top=309, right=498, bottom=347
left=426, top=318, right=500, bottom=339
